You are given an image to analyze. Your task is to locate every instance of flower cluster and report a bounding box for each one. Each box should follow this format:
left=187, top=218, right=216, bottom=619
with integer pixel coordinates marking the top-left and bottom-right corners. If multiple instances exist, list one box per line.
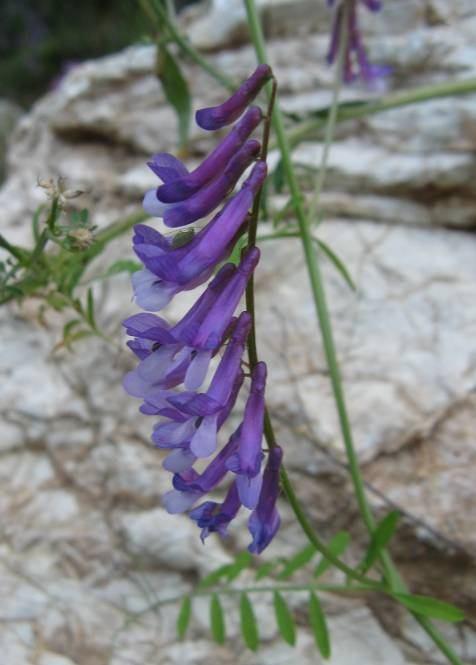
left=123, top=66, right=283, bottom=554
left=327, top=0, right=389, bottom=85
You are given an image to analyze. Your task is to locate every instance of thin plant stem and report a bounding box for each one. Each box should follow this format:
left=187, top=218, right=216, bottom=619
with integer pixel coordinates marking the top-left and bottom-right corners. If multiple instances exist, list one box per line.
left=243, top=77, right=376, bottom=588
left=287, top=77, right=476, bottom=148
left=147, top=0, right=235, bottom=91
left=243, top=1, right=464, bottom=663
left=127, top=581, right=378, bottom=619
left=245, top=78, right=276, bottom=366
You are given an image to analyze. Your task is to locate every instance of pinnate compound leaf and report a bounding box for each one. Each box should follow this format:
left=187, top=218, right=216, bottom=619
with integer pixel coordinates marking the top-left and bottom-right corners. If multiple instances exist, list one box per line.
left=240, top=593, right=259, bottom=651
left=314, top=531, right=350, bottom=578
left=210, top=593, right=226, bottom=644
left=309, top=592, right=331, bottom=658
left=360, top=511, right=400, bottom=574
left=278, top=543, right=317, bottom=580
left=176, top=596, right=191, bottom=639
left=273, top=591, right=296, bottom=646
left=393, top=593, right=464, bottom=623
left=86, top=288, right=97, bottom=329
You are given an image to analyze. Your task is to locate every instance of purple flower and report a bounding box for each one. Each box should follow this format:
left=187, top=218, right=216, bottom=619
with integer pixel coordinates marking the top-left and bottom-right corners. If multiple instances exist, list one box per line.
left=327, top=0, right=389, bottom=85
left=173, top=247, right=259, bottom=352
left=226, top=362, right=266, bottom=508
left=147, top=152, right=189, bottom=182
left=143, top=139, right=260, bottom=227
left=196, top=65, right=272, bottom=131
left=155, top=312, right=251, bottom=459
left=159, top=369, right=244, bottom=474
left=131, top=161, right=267, bottom=309
left=248, top=446, right=283, bottom=554
left=163, top=427, right=241, bottom=514
left=156, top=106, right=262, bottom=203
left=123, top=264, right=236, bottom=396
left=189, top=481, right=242, bottom=542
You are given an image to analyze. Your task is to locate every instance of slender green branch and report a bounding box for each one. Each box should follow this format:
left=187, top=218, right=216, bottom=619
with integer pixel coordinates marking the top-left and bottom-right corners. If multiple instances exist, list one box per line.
left=128, top=580, right=377, bottom=618
left=245, top=78, right=277, bottom=367
left=0, top=234, right=26, bottom=262
left=288, top=77, right=476, bottom=147
left=147, top=0, right=235, bottom=91
left=243, top=1, right=464, bottom=663
left=243, top=75, right=374, bottom=588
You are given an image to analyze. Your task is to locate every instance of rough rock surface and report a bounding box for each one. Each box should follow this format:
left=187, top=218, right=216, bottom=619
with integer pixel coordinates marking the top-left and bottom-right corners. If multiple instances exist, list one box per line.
left=1, top=1, right=476, bottom=663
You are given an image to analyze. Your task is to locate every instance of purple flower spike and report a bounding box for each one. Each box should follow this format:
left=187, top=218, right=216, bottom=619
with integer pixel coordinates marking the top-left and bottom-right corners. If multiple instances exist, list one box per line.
left=248, top=446, right=283, bottom=554
left=327, top=0, right=388, bottom=86
left=168, top=312, right=251, bottom=418
left=226, top=361, right=267, bottom=480
left=143, top=139, right=260, bottom=227
left=196, top=64, right=272, bottom=131
left=124, top=64, right=275, bottom=549
left=177, top=248, right=260, bottom=352
left=190, top=481, right=242, bottom=542
left=133, top=162, right=267, bottom=296
left=157, top=106, right=263, bottom=203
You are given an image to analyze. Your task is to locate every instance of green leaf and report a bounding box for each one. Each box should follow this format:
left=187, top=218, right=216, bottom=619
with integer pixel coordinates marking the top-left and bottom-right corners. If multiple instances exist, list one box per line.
left=32, top=206, right=44, bottom=242
left=309, top=592, right=330, bottom=659
left=315, top=239, right=356, bottom=292
left=176, top=596, right=192, bottom=639
left=62, top=319, right=82, bottom=340
left=360, top=511, right=400, bottom=574
left=272, top=159, right=285, bottom=193
left=226, top=551, right=252, bottom=582
left=314, top=531, right=350, bottom=578
left=274, top=591, right=296, bottom=646
left=156, top=44, right=191, bottom=147
left=393, top=593, right=464, bottom=623
left=278, top=543, right=317, bottom=580
left=210, top=593, right=225, bottom=644
left=240, top=593, right=259, bottom=651
left=86, top=288, right=97, bottom=330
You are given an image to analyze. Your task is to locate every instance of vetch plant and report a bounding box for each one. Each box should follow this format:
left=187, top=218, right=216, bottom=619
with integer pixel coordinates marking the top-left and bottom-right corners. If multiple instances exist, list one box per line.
left=120, top=21, right=467, bottom=655
left=1, top=0, right=474, bottom=661
left=123, top=65, right=283, bottom=553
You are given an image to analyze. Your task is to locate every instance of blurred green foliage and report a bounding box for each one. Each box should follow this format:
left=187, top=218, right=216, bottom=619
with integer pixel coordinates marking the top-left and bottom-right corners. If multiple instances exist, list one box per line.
left=0, top=0, right=151, bottom=106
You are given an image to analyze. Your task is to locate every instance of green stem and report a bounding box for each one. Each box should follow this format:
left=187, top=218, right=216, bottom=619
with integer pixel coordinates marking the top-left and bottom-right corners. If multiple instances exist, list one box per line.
left=243, top=1, right=464, bottom=663
left=130, top=581, right=376, bottom=617
left=264, top=405, right=377, bottom=587
left=0, top=234, right=26, bottom=262
left=148, top=0, right=234, bottom=91
left=288, top=77, right=476, bottom=148
left=243, top=74, right=374, bottom=589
